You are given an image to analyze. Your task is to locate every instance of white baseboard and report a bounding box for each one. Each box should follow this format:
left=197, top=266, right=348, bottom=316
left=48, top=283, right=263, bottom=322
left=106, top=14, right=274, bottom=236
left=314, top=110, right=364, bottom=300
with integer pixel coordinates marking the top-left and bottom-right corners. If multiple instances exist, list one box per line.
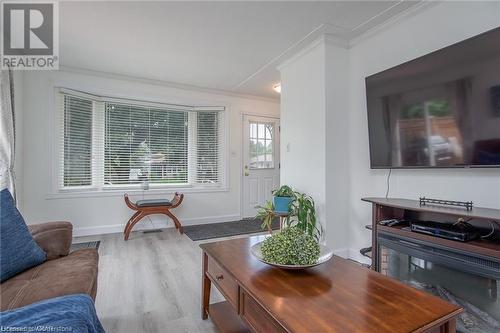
left=73, top=214, right=241, bottom=237
left=347, top=248, right=372, bottom=266
left=73, top=224, right=127, bottom=237
left=333, top=247, right=372, bottom=266
left=182, top=214, right=241, bottom=226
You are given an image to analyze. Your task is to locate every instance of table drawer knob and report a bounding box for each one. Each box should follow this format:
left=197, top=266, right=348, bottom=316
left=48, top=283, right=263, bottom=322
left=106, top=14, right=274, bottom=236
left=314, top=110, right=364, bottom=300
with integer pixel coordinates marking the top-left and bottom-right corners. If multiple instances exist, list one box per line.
left=216, top=274, right=224, bottom=281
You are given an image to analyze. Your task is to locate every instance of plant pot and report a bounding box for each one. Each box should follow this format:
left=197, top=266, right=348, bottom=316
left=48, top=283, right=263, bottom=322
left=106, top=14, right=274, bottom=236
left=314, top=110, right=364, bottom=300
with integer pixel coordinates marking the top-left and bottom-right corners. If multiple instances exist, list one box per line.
left=273, top=196, right=293, bottom=214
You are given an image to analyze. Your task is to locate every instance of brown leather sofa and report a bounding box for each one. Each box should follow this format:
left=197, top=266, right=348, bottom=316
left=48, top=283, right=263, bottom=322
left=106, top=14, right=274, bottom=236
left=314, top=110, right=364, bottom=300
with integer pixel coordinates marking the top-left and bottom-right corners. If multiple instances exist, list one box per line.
left=0, top=221, right=99, bottom=311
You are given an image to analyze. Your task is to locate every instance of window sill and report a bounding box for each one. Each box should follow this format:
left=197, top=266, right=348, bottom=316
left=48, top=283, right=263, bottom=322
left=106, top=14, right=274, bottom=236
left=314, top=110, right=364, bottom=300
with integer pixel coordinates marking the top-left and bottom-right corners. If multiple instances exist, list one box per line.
left=46, top=185, right=229, bottom=200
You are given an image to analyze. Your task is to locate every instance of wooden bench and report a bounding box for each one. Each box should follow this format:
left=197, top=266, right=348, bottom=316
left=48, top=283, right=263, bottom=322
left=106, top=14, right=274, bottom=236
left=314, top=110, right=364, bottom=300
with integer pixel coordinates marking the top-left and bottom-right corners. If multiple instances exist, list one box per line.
left=123, top=192, right=184, bottom=240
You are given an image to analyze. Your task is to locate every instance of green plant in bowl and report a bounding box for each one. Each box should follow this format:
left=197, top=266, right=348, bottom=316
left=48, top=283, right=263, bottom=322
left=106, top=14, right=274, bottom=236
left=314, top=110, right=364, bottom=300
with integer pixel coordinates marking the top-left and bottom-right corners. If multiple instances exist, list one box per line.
left=260, top=226, right=320, bottom=265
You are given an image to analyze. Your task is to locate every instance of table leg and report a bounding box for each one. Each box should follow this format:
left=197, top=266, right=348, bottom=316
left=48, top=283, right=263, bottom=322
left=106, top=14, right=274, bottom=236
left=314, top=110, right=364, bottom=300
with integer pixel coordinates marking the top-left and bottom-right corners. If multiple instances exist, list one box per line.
left=201, top=251, right=211, bottom=320
left=441, top=318, right=456, bottom=333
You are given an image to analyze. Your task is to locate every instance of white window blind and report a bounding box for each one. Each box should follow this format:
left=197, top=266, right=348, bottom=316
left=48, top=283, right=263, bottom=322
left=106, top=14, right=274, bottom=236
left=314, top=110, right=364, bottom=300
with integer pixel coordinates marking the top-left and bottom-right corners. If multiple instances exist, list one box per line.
left=59, top=89, right=225, bottom=190
left=196, top=111, right=221, bottom=184
left=61, top=95, right=93, bottom=187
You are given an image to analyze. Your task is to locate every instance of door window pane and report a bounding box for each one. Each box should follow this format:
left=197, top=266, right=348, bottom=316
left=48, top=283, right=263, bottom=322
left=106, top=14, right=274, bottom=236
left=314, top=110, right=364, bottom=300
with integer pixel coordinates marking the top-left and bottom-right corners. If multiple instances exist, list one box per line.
left=249, top=121, right=274, bottom=169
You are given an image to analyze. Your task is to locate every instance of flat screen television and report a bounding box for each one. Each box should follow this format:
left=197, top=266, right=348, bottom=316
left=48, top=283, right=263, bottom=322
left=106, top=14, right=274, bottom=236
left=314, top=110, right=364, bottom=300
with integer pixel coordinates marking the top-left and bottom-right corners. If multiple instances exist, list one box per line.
left=366, top=27, right=500, bottom=169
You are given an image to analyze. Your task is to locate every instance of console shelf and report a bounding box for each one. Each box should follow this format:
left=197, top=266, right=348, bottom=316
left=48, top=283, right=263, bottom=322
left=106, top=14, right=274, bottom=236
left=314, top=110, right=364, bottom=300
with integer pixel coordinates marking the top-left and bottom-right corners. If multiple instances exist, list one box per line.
left=378, top=224, right=500, bottom=259
left=362, top=197, right=500, bottom=270
left=362, top=197, right=500, bottom=221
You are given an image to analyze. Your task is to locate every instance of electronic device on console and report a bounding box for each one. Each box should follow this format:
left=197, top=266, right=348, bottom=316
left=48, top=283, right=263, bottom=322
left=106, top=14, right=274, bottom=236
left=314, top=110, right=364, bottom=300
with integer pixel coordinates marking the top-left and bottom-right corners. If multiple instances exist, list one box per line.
left=410, top=220, right=480, bottom=242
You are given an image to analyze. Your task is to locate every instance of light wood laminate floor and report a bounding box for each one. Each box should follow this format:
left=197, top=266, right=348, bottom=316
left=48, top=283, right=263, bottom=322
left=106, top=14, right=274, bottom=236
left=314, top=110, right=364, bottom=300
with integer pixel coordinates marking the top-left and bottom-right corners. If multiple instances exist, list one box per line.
left=75, top=228, right=261, bottom=333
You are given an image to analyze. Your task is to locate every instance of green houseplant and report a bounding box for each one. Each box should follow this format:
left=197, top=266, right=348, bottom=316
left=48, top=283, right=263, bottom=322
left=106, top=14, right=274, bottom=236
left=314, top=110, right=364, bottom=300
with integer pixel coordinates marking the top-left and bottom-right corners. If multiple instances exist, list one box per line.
left=272, top=185, right=294, bottom=213
left=290, top=192, right=322, bottom=240
left=255, top=200, right=275, bottom=233
left=260, top=226, right=320, bottom=265
left=253, top=187, right=328, bottom=268
left=256, top=186, right=323, bottom=240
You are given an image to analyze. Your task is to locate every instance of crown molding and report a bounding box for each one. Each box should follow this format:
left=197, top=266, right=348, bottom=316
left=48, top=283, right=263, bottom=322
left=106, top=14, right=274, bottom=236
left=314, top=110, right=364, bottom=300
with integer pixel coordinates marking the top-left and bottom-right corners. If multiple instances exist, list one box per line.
left=349, top=1, right=440, bottom=47
left=324, top=33, right=350, bottom=49
left=57, top=65, right=280, bottom=103
left=276, top=34, right=326, bottom=72
left=276, top=32, right=351, bottom=72
left=276, top=1, right=438, bottom=71
left=233, top=22, right=349, bottom=89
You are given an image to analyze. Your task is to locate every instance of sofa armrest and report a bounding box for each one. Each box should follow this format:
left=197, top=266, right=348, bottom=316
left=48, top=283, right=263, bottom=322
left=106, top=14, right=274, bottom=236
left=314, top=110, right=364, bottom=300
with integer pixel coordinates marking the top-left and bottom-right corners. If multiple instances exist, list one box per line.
left=28, top=221, right=73, bottom=260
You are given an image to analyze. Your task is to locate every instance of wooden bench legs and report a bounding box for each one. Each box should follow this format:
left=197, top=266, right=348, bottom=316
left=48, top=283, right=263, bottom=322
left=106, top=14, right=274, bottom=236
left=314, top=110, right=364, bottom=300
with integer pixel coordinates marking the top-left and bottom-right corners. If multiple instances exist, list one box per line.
left=124, top=209, right=184, bottom=241
left=123, top=193, right=185, bottom=241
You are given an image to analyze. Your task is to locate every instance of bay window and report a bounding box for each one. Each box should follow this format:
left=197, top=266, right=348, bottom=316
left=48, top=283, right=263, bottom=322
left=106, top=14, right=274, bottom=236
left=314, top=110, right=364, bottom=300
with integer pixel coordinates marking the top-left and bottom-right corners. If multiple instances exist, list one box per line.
left=58, top=89, right=226, bottom=191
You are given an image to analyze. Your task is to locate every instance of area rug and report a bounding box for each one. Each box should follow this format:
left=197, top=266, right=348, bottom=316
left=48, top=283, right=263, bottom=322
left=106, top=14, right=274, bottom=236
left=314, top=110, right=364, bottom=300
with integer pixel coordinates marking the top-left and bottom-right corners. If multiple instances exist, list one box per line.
left=70, top=241, right=100, bottom=252
left=183, top=218, right=279, bottom=241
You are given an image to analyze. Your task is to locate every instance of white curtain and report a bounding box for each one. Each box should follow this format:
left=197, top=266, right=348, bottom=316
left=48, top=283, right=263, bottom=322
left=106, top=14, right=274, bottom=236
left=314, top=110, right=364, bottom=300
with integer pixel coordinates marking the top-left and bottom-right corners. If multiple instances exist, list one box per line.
left=0, top=69, right=16, bottom=202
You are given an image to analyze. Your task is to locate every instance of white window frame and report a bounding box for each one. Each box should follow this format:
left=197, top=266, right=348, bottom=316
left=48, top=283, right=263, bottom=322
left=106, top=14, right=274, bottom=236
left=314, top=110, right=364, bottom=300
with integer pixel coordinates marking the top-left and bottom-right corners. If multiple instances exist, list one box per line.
left=52, top=88, right=229, bottom=197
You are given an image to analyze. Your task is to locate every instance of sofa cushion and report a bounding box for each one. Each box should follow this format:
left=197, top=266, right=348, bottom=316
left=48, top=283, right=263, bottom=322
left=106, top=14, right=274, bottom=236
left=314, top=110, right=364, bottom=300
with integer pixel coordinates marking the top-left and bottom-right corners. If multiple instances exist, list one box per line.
left=0, top=189, right=46, bottom=282
left=29, top=221, right=73, bottom=260
left=0, top=248, right=98, bottom=311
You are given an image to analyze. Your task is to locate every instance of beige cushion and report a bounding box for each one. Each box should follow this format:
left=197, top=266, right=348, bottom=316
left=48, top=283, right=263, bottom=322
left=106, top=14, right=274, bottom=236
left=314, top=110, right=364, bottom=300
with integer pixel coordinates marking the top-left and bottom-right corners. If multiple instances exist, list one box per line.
left=0, top=249, right=98, bottom=310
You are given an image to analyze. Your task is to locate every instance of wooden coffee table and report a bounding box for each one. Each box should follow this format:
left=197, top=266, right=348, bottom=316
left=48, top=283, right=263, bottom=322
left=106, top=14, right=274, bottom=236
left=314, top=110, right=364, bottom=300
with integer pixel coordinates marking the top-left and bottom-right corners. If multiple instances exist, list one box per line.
left=200, top=235, right=462, bottom=333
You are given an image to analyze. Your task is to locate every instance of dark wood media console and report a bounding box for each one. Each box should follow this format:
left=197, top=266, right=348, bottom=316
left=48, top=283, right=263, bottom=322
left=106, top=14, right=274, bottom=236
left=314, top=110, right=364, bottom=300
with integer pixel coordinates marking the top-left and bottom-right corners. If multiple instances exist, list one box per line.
left=362, top=197, right=500, bottom=271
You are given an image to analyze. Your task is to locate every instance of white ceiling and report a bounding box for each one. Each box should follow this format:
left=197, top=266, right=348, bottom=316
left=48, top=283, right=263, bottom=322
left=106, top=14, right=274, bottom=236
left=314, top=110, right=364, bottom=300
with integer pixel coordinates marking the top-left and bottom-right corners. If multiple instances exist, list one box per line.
left=59, top=1, right=422, bottom=100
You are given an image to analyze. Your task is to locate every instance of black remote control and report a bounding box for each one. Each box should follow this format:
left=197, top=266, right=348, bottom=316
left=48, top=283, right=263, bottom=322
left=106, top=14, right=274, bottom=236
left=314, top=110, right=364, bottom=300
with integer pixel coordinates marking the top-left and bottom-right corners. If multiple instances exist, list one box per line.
left=379, top=219, right=398, bottom=226
left=387, top=219, right=410, bottom=227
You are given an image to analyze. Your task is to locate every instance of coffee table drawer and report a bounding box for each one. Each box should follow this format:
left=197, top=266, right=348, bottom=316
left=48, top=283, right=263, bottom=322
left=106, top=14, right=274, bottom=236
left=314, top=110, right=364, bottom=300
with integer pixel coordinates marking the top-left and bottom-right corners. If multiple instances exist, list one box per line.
left=207, top=256, right=238, bottom=307
left=240, top=290, right=286, bottom=333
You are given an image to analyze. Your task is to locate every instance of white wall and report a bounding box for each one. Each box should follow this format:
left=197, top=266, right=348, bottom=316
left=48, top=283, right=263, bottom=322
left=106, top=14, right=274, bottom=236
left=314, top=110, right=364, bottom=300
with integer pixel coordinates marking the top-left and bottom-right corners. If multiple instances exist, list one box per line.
left=279, top=37, right=351, bottom=251
left=347, top=1, right=500, bottom=251
left=280, top=40, right=327, bottom=236
left=325, top=41, right=350, bottom=251
left=20, top=69, right=279, bottom=236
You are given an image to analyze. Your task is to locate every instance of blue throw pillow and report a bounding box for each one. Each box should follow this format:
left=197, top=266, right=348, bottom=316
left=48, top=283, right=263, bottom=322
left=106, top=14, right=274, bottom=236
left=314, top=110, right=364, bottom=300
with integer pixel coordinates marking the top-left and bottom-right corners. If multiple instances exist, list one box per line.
left=1, top=189, right=46, bottom=282
left=1, top=294, right=105, bottom=333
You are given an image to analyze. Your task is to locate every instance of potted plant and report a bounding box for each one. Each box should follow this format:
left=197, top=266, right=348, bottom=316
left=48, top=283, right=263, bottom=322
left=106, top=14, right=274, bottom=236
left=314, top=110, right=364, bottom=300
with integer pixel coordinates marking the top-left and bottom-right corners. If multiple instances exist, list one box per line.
left=251, top=195, right=330, bottom=269
left=290, top=192, right=322, bottom=241
left=272, top=185, right=294, bottom=214
left=255, top=200, right=275, bottom=233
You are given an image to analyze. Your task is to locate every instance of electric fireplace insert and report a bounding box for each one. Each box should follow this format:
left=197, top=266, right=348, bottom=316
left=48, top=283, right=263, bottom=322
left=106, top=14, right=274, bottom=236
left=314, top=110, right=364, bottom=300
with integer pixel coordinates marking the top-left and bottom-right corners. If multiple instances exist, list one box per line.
left=378, top=231, right=500, bottom=333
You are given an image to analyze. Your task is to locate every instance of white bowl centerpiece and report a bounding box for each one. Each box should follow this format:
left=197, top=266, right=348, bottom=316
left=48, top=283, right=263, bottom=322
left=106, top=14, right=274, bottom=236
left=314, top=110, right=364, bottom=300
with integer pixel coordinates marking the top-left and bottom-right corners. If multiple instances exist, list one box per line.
left=251, top=226, right=333, bottom=269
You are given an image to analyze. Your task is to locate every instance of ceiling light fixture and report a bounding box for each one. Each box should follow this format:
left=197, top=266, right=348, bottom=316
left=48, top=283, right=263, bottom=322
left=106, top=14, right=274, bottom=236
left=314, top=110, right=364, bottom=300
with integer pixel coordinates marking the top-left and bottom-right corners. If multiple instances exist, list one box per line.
left=273, top=83, right=281, bottom=94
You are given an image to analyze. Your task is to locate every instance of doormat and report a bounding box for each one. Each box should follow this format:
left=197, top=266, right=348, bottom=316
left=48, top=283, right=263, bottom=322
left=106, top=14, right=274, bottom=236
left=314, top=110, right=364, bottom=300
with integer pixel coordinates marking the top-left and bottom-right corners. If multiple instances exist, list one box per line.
left=183, top=218, right=279, bottom=241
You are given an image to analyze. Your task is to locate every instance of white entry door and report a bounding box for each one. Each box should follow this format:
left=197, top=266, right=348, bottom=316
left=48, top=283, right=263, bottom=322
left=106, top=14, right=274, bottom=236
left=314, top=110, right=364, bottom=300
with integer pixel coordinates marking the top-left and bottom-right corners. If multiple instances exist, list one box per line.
left=242, top=115, right=280, bottom=218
